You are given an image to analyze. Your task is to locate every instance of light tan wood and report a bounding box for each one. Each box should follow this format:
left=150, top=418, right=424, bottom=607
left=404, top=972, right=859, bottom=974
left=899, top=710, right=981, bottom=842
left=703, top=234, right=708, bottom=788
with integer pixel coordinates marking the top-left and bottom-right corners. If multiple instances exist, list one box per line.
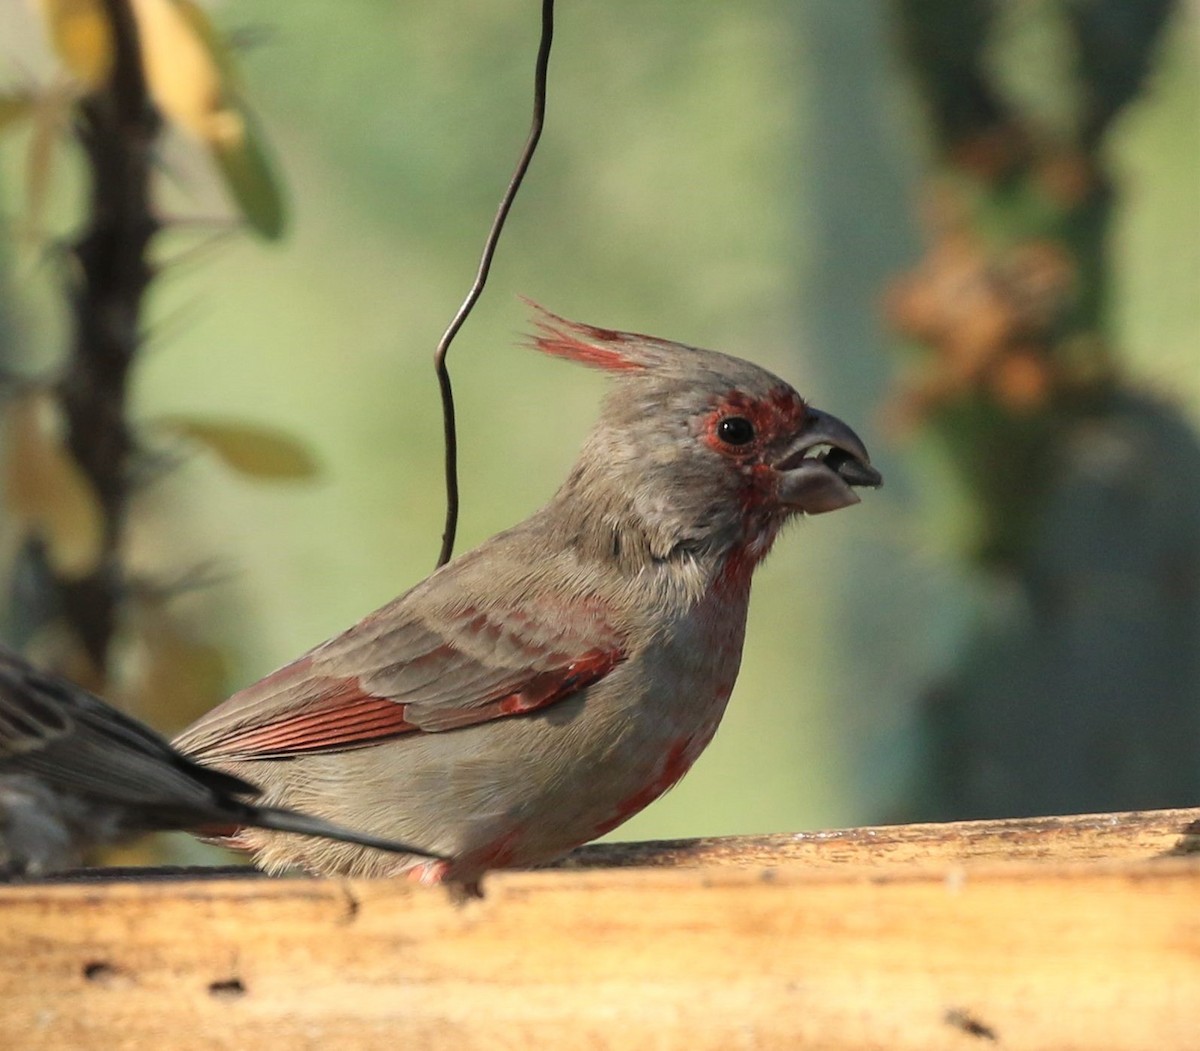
left=3, top=807, right=1199, bottom=1050
left=557, top=805, right=1200, bottom=870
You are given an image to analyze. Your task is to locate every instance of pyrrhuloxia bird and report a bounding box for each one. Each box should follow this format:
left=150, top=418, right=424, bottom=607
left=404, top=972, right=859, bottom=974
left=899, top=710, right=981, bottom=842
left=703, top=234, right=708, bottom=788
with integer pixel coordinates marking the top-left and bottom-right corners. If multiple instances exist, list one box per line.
left=0, top=645, right=444, bottom=876
left=175, top=307, right=881, bottom=887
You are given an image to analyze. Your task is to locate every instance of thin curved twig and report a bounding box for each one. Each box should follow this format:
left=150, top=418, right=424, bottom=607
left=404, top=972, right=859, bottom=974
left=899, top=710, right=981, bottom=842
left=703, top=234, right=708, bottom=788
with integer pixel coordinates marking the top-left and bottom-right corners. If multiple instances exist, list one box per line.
left=433, top=0, right=555, bottom=568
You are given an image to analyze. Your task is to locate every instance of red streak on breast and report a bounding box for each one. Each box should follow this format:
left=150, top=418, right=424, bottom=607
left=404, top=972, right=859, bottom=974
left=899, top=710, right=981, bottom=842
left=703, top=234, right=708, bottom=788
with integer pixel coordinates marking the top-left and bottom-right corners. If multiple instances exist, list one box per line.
left=590, top=737, right=706, bottom=839
left=589, top=547, right=754, bottom=842
left=716, top=540, right=758, bottom=593
left=467, top=825, right=526, bottom=869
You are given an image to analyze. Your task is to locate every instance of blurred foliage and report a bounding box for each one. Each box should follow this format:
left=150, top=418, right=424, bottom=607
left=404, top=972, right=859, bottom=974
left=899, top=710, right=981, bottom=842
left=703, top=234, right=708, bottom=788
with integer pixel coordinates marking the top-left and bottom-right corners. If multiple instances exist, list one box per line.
left=891, top=0, right=1200, bottom=819
left=0, top=0, right=306, bottom=848
left=33, top=0, right=286, bottom=237
left=0, top=1, right=1195, bottom=850
left=153, top=415, right=320, bottom=480
left=3, top=387, right=105, bottom=578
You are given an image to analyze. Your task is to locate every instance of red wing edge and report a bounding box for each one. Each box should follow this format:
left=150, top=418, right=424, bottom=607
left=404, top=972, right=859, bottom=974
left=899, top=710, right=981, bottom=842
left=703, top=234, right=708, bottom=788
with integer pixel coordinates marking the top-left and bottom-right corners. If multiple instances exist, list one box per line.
left=206, top=648, right=622, bottom=760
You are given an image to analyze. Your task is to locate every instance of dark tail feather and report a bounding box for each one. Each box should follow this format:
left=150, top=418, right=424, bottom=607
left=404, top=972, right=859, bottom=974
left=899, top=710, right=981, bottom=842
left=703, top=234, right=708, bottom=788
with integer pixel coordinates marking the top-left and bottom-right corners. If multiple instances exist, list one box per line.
left=241, top=804, right=444, bottom=860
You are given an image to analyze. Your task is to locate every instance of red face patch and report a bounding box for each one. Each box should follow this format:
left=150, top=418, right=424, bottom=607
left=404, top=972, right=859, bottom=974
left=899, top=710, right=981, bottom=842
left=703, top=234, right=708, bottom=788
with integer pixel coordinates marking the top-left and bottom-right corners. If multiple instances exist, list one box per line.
left=700, top=386, right=807, bottom=459
left=697, top=386, right=806, bottom=563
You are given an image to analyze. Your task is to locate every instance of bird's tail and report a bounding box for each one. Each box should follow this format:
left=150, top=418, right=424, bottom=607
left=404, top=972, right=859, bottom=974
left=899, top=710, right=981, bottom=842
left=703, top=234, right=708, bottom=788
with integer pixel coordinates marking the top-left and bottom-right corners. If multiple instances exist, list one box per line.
left=240, top=805, right=444, bottom=860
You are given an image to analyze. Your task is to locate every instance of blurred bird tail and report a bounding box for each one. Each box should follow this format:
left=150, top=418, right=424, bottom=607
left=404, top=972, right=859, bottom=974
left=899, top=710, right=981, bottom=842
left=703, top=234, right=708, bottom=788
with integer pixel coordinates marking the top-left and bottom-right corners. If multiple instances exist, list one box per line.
left=238, top=806, right=445, bottom=860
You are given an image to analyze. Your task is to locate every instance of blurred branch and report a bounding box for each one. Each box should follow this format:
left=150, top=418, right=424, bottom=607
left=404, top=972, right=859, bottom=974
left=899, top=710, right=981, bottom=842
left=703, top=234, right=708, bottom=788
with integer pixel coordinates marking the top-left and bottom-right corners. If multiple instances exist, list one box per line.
left=434, top=0, right=555, bottom=568
left=53, top=0, right=159, bottom=671
left=1068, top=0, right=1176, bottom=148
left=895, top=0, right=1010, bottom=153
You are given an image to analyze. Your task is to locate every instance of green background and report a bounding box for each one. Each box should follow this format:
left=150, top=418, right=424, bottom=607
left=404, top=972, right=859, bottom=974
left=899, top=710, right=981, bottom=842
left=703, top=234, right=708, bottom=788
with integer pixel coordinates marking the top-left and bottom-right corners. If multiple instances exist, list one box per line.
left=0, top=1, right=1196, bottom=841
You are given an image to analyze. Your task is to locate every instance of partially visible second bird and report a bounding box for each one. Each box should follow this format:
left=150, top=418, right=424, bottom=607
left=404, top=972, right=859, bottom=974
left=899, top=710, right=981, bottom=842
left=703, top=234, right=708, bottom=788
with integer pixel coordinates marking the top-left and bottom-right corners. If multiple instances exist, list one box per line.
left=0, top=646, right=445, bottom=876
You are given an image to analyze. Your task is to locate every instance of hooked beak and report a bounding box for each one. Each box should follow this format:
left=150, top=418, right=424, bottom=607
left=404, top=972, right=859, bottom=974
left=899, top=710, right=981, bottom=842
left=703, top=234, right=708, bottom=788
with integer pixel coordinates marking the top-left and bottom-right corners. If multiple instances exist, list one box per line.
left=774, top=407, right=882, bottom=514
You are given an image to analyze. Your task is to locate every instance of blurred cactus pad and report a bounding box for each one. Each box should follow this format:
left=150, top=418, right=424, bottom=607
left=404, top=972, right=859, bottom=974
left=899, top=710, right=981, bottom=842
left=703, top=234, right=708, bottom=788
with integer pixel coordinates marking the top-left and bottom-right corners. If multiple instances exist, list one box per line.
left=892, top=0, right=1200, bottom=818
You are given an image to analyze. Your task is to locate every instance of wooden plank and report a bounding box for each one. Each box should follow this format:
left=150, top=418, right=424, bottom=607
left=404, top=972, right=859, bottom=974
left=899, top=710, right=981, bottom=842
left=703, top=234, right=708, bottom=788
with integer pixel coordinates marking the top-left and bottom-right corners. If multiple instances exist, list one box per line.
left=559, top=805, right=1200, bottom=870
left=3, top=808, right=1199, bottom=1050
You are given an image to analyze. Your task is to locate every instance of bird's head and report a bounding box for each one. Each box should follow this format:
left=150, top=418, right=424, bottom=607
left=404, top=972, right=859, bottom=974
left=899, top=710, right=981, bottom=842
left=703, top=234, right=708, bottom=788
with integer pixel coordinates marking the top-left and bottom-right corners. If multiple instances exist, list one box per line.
left=529, top=305, right=881, bottom=568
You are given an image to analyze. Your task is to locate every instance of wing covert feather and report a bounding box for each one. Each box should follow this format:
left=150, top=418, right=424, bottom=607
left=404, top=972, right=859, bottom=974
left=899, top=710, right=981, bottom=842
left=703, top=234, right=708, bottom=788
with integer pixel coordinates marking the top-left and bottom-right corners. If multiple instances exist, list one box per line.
left=176, top=585, right=626, bottom=762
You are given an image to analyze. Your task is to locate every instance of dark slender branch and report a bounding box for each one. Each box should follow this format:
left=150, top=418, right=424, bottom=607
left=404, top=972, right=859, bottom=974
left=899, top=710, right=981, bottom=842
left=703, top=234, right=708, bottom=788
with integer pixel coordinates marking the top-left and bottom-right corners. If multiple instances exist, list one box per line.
left=433, top=0, right=555, bottom=568
left=53, top=0, right=159, bottom=668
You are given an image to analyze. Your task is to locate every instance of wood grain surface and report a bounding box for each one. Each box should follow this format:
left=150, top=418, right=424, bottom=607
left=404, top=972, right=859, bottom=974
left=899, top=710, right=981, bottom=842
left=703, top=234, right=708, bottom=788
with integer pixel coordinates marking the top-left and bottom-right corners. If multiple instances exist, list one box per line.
left=3, top=806, right=1198, bottom=1050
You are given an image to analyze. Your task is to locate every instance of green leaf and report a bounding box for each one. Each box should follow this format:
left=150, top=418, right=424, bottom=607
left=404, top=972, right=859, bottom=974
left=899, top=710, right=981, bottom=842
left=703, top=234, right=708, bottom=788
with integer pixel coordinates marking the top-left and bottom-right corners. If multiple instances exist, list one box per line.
left=211, top=101, right=287, bottom=240
left=156, top=415, right=319, bottom=479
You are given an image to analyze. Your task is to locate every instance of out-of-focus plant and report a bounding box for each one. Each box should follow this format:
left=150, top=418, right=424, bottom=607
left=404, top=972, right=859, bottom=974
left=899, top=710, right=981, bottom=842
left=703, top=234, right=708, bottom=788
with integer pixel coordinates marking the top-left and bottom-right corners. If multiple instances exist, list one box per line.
left=14, top=0, right=285, bottom=241
left=890, top=0, right=1200, bottom=819
left=0, top=0, right=308, bottom=739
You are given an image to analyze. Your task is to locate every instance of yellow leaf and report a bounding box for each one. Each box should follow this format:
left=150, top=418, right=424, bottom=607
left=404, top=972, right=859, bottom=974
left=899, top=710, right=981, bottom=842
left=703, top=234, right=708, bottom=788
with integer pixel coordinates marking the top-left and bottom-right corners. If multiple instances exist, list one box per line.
left=154, top=415, right=320, bottom=480
left=130, top=0, right=223, bottom=140
left=38, top=0, right=113, bottom=89
left=131, top=0, right=286, bottom=239
left=172, top=0, right=241, bottom=89
left=3, top=390, right=106, bottom=578
left=40, top=0, right=231, bottom=143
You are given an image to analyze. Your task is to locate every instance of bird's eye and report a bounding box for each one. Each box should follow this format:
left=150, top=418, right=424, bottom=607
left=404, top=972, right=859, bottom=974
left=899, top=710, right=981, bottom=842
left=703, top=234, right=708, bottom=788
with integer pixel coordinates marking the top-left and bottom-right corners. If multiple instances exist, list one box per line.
left=717, top=416, right=756, bottom=446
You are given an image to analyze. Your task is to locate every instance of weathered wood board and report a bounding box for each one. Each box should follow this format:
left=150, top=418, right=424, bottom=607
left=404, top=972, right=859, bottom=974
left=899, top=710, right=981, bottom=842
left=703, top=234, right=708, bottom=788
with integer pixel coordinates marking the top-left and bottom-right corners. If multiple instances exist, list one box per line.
left=2, top=806, right=1198, bottom=1050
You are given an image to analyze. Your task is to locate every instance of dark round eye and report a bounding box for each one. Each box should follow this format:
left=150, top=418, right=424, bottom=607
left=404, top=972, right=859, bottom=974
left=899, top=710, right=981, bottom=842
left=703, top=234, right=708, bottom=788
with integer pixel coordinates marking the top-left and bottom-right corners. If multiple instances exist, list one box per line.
left=717, top=416, right=756, bottom=446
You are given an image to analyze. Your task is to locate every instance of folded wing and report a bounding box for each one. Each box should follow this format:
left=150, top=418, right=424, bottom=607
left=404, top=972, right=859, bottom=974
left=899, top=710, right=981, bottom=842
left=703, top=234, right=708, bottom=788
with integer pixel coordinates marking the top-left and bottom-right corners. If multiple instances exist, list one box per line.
left=175, top=590, right=626, bottom=763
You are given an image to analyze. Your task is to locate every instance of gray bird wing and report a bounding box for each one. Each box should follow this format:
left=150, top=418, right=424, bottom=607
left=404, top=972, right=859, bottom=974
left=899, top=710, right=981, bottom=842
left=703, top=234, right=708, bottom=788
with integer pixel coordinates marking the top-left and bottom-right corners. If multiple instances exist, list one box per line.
left=174, top=545, right=626, bottom=763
